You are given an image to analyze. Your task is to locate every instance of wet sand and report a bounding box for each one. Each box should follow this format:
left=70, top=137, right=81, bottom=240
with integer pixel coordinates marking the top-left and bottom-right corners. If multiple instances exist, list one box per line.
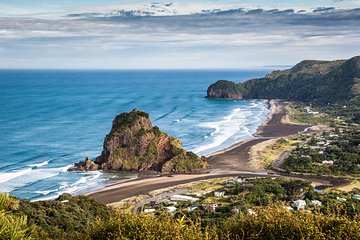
left=207, top=100, right=308, bottom=171
left=87, top=99, right=309, bottom=204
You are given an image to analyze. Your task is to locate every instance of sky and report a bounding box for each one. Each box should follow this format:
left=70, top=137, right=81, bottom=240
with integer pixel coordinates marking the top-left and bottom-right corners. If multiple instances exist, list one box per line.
left=0, top=0, right=359, bottom=69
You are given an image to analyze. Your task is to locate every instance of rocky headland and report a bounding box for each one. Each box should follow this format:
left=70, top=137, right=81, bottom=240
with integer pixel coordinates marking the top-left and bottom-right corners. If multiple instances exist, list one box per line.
left=207, top=56, right=360, bottom=104
left=69, top=109, right=209, bottom=173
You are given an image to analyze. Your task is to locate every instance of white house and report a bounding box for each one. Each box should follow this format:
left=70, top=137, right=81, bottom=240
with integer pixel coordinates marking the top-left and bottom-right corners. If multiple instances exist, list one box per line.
left=234, top=178, right=244, bottom=183
left=293, top=200, right=306, bottom=210
left=336, top=197, right=347, bottom=203
left=165, top=206, right=177, bottom=213
left=214, top=190, right=225, bottom=198
left=202, top=203, right=218, bottom=212
left=310, top=200, right=322, bottom=206
left=187, top=206, right=198, bottom=212
left=170, top=195, right=199, bottom=202
left=144, top=208, right=156, bottom=213
left=322, top=160, right=334, bottom=165
left=283, top=206, right=294, bottom=211
left=247, top=209, right=256, bottom=215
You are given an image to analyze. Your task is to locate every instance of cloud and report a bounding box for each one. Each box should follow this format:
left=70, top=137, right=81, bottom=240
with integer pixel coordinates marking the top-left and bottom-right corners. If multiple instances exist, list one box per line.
left=0, top=7, right=359, bottom=69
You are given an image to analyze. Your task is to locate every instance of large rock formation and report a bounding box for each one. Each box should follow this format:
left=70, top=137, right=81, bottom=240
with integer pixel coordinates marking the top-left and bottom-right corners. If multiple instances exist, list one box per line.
left=70, top=110, right=209, bottom=173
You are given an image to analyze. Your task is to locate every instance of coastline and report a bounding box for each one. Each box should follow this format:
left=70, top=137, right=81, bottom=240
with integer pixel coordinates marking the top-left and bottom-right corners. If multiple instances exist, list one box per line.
left=86, top=99, right=310, bottom=204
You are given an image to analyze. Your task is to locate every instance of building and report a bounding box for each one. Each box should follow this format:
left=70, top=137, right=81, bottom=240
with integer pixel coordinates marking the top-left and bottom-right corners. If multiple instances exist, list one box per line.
left=165, top=206, right=177, bottom=213
left=293, top=200, right=306, bottom=210
left=202, top=203, right=218, bottom=212
left=322, top=160, right=334, bottom=165
left=247, top=209, right=256, bottom=215
left=214, top=190, right=225, bottom=198
left=352, top=195, right=360, bottom=201
left=170, top=195, right=199, bottom=202
left=283, top=206, right=294, bottom=211
left=336, top=197, right=347, bottom=203
left=187, top=206, right=198, bottom=212
left=144, top=208, right=156, bottom=213
left=310, top=200, right=322, bottom=206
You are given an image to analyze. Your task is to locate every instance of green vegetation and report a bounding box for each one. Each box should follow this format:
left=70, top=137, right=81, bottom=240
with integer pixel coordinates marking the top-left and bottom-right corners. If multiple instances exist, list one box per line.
left=209, top=56, right=360, bottom=104
left=0, top=193, right=33, bottom=240
left=285, top=102, right=332, bottom=125
left=108, top=109, right=150, bottom=140
left=12, top=193, right=112, bottom=240
left=2, top=177, right=360, bottom=239
left=207, top=56, right=360, bottom=122
left=281, top=127, right=360, bottom=175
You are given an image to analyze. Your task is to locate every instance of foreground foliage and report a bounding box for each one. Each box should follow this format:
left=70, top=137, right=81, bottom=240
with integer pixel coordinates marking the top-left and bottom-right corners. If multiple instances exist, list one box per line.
left=0, top=193, right=33, bottom=240
left=90, top=205, right=360, bottom=240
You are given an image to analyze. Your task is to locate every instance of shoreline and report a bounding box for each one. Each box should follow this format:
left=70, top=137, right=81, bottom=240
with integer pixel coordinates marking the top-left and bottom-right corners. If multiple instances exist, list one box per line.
left=86, top=99, right=310, bottom=204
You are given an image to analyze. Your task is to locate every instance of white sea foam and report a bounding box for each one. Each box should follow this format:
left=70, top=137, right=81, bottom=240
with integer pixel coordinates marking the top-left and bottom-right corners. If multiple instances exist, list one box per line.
left=0, top=168, right=32, bottom=184
left=191, top=108, right=247, bottom=155
left=0, top=164, right=73, bottom=193
left=28, top=160, right=49, bottom=168
left=191, top=101, right=269, bottom=156
left=33, top=171, right=105, bottom=201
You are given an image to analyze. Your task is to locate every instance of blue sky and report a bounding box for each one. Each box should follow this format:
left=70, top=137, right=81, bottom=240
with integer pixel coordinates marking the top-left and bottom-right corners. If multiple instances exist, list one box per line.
left=0, top=1, right=359, bottom=69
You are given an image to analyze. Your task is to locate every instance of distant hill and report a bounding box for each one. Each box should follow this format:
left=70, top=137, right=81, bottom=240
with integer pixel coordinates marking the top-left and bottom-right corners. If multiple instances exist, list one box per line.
left=207, top=56, right=360, bottom=104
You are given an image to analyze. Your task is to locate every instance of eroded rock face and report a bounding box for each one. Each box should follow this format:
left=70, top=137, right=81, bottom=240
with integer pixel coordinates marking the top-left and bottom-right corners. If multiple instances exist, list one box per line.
left=70, top=110, right=209, bottom=173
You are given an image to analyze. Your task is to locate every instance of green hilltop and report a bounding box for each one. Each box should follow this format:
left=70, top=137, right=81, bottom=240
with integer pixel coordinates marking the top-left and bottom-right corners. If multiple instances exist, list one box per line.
left=207, top=55, right=360, bottom=104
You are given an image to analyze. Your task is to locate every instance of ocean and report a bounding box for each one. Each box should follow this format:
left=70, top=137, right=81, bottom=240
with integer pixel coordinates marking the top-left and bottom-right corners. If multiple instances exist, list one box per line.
left=0, top=70, right=269, bottom=200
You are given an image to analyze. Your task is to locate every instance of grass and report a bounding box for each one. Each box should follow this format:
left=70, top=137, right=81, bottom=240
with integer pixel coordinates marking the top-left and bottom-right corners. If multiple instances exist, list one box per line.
left=333, top=180, right=360, bottom=192
left=285, top=102, right=331, bottom=125
left=250, top=136, right=302, bottom=169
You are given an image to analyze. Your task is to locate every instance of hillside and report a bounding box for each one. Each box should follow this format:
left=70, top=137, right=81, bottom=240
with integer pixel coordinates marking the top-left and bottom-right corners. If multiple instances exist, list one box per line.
left=207, top=56, right=360, bottom=104
left=70, top=110, right=209, bottom=173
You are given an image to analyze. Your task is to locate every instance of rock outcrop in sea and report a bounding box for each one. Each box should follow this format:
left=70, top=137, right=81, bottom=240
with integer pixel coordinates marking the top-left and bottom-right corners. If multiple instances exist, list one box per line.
left=69, top=110, right=209, bottom=173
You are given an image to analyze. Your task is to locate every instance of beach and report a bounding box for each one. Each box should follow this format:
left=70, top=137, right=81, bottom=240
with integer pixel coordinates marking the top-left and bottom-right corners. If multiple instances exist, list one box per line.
left=86, top=99, right=310, bottom=204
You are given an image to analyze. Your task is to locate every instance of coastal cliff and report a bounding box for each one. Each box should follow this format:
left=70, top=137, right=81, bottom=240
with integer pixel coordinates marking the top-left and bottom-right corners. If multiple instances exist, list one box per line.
left=70, top=110, right=209, bottom=173
left=207, top=56, right=360, bottom=104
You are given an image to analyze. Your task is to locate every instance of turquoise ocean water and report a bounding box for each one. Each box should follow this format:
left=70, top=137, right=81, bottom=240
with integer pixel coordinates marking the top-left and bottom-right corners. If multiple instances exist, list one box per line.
left=0, top=70, right=269, bottom=200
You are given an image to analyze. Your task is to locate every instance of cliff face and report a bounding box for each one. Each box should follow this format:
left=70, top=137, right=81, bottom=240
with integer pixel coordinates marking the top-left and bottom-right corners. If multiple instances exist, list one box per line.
left=71, top=110, right=209, bottom=173
left=206, top=56, right=360, bottom=104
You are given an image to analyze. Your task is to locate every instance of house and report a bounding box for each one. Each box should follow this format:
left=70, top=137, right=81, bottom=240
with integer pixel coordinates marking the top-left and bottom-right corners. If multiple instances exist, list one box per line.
left=187, top=206, right=198, bottom=212
left=283, top=206, right=294, bottom=211
left=202, top=203, right=218, bottom=212
left=310, top=200, right=322, bottom=206
left=293, top=200, right=306, bottom=210
left=165, top=206, right=177, bottom=213
left=336, top=197, right=347, bottom=203
left=214, top=190, right=225, bottom=198
left=234, top=177, right=244, bottom=183
left=224, top=180, right=235, bottom=185
left=170, top=195, right=199, bottom=202
left=352, top=195, right=360, bottom=201
left=144, top=208, right=156, bottom=213
left=60, top=200, right=69, bottom=203
left=247, top=209, right=256, bottom=215
left=322, top=160, right=334, bottom=165
left=241, top=182, right=254, bottom=188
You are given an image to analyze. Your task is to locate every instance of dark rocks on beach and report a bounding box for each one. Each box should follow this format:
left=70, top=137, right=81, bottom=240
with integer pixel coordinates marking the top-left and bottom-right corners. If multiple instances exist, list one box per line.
left=68, top=157, right=99, bottom=171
